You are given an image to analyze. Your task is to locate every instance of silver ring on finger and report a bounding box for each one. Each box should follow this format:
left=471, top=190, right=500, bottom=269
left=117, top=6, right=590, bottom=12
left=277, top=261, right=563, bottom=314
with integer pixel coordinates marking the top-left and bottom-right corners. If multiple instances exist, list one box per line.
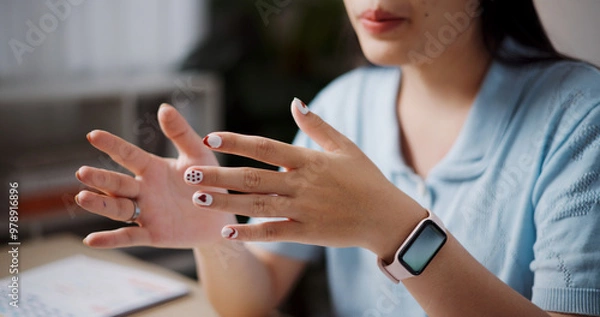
left=126, top=200, right=141, bottom=224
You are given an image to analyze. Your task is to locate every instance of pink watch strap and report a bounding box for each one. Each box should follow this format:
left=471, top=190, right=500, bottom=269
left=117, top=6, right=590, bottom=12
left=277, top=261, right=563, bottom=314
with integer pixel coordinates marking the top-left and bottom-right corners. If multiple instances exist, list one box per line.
left=377, top=209, right=446, bottom=283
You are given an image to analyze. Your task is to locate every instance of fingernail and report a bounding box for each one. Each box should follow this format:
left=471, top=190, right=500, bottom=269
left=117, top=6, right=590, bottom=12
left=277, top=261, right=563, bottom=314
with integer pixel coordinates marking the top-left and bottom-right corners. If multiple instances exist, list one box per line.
left=193, top=192, right=213, bottom=206
left=75, top=170, right=81, bottom=181
left=184, top=169, right=203, bottom=184
left=86, top=132, right=91, bottom=142
left=292, top=97, right=309, bottom=115
left=203, top=134, right=222, bottom=149
left=221, top=227, right=238, bottom=239
left=74, top=194, right=80, bottom=205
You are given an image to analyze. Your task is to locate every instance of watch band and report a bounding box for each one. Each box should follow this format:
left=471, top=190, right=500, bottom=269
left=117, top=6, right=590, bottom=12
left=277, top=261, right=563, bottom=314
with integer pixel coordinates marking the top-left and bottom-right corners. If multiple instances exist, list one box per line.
left=377, top=209, right=447, bottom=283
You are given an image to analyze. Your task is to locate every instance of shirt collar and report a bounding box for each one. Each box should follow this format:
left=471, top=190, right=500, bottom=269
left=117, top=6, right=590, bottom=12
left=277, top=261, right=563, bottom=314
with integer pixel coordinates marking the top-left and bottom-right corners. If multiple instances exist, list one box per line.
left=375, top=60, right=528, bottom=181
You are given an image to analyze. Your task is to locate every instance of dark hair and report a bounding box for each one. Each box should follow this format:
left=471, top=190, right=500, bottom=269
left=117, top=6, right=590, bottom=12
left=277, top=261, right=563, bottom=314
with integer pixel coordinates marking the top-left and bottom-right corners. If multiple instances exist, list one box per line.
left=480, top=0, right=570, bottom=65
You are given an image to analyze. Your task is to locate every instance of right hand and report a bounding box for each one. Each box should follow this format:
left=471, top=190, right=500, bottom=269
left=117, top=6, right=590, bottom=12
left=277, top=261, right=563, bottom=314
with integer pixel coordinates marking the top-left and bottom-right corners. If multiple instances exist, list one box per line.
left=76, top=104, right=235, bottom=249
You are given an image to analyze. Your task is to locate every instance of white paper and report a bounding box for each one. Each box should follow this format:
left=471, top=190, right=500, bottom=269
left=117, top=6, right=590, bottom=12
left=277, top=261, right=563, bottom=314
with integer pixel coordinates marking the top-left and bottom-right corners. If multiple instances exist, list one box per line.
left=0, top=255, right=189, bottom=317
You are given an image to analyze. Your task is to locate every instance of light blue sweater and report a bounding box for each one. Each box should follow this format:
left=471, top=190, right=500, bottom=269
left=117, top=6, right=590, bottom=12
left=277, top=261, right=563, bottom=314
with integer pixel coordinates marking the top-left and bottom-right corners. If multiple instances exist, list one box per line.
left=252, top=59, right=600, bottom=316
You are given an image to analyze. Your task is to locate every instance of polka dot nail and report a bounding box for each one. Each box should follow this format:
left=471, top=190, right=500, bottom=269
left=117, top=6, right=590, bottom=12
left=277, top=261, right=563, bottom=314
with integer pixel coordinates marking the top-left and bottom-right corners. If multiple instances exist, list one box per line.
left=184, top=169, right=203, bottom=185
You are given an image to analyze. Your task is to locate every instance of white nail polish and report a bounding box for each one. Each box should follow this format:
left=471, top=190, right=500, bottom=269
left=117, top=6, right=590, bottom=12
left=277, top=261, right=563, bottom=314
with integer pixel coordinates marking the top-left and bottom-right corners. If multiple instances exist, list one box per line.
left=221, top=227, right=238, bottom=239
left=193, top=192, right=213, bottom=206
left=292, top=97, right=309, bottom=115
left=205, top=134, right=222, bottom=148
left=184, top=169, right=203, bottom=184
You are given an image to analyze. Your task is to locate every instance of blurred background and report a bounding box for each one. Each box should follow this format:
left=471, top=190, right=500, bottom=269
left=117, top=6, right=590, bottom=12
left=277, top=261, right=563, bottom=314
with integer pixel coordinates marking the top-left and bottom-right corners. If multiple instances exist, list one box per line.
left=0, top=0, right=361, bottom=315
left=0, top=0, right=599, bottom=315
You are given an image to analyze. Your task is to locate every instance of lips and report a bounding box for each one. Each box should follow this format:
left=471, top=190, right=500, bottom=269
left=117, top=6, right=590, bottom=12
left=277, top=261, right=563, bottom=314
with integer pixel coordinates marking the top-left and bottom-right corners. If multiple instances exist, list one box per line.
left=359, top=9, right=407, bottom=35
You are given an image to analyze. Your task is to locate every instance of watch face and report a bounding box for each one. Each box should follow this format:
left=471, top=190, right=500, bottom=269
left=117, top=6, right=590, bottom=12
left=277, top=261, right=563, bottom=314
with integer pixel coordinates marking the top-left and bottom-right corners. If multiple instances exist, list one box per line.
left=398, top=220, right=447, bottom=275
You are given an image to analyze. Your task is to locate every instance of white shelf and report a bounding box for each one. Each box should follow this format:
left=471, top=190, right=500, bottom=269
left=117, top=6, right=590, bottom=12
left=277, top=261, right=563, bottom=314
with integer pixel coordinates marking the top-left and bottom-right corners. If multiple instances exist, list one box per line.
left=0, top=71, right=222, bottom=198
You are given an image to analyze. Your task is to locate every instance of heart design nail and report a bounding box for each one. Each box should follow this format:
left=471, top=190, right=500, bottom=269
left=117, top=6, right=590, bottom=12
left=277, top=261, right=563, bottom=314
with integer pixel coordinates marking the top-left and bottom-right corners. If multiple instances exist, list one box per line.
left=221, top=227, right=238, bottom=239
left=193, top=192, right=213, bottom=206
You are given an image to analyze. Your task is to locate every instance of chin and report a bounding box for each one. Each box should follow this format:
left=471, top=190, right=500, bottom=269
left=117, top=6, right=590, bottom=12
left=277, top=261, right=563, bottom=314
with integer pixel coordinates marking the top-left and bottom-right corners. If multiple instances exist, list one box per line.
left=359, top=39, right=412, bottom=66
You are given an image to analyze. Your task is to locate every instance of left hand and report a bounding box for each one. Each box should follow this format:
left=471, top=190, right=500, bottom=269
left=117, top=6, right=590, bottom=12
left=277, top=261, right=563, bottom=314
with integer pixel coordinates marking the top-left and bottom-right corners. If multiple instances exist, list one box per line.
left=184, top=98, right=426, bottom=258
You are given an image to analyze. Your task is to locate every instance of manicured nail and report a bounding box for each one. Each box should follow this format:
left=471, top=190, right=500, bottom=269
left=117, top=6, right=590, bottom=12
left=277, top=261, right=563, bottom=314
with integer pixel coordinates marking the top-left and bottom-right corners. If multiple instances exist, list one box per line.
left=184, top=169, right=203, bottom=184
left=193, top=192, right=213, bottom=206
left=292, top=97, right=309, bottom=115
left=221, top=227, right=238, bottom=239
left=203, top=134, right=222, bottom=149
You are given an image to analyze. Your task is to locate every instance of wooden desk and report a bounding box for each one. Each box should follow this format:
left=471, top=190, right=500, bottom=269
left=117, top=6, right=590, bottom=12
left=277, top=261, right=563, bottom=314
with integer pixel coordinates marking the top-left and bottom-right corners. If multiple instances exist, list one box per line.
left=0, top=234, right=218, bottom=317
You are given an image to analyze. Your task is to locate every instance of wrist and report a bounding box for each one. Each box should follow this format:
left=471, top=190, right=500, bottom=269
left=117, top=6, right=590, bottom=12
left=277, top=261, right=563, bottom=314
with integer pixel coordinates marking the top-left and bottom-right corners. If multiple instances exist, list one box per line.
left=367, top=195, right=428, bottom=263
left=195, top=237, right=245, bottom=259
left=194, top=215, right=238, bottom=253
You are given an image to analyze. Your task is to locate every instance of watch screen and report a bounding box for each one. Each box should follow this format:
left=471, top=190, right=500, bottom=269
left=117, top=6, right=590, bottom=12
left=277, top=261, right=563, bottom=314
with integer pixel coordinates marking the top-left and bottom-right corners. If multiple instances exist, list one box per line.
left=399, top=220, right=447, bottom=275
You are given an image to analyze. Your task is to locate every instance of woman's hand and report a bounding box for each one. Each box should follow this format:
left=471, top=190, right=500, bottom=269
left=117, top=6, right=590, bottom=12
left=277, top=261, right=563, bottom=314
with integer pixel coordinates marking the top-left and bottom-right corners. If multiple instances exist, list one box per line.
left=76, top=104, right=235, bottom=249
left=184, top=98, right=427, bottom=260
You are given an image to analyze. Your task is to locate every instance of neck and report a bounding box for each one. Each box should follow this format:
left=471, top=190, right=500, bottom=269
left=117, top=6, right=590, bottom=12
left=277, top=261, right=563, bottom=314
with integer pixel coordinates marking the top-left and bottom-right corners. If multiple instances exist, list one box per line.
left=399, top=30, right=492, bottom=110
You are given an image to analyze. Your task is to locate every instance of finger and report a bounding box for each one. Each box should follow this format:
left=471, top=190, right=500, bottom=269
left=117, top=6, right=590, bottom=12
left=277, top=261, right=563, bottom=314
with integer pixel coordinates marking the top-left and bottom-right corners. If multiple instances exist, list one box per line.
left=191, top=191, right=295, bottom=218
left=87, top=130, right=153, bottom=175
left=202, top=132, right=306, bottom=169
left=76, top=166, right=140, bottom=198
left=158, top=103, right=211, bottom=158
left=291, top=98, right=354, bottom=153
left=83, top=227, right=152, bottom=248
left=75, top=190, right=138, bottom=222
left=184, top=166, right=294, bottom=195
left=220, top=220, right=302, bottom=242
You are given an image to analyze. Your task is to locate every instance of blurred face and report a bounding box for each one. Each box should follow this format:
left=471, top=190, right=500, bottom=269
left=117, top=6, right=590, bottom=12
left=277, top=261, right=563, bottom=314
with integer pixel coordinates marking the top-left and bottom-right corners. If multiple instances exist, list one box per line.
left=343, top=0, right=483, bottom=66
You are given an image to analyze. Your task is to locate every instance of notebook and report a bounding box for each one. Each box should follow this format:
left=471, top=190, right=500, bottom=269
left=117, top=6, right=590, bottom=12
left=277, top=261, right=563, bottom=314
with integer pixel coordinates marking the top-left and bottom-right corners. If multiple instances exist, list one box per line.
left=0, top=255, right=190, bottom=317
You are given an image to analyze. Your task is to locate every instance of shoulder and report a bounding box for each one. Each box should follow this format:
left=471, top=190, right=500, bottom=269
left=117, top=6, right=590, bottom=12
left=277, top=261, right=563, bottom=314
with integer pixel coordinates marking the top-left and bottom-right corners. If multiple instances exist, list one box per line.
left=515, top=60, right=600, bottom=135
left=536, top=60, right=600, bottom=88
left=512, top=60, right=600, bottom=162
left=521, top=60, right=600, bottom=112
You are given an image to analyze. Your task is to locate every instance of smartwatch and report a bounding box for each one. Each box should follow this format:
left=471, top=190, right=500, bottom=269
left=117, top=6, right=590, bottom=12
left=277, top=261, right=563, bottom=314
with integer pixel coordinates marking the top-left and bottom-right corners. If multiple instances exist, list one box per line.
left=377, top=209, right=447, bottom=283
